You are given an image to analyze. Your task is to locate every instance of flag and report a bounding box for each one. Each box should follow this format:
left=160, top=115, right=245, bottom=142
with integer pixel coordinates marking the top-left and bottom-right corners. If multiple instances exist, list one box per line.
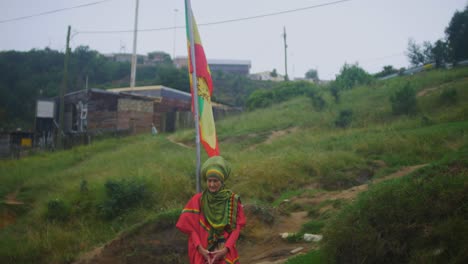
left=186, top=10, right=220, bottom=157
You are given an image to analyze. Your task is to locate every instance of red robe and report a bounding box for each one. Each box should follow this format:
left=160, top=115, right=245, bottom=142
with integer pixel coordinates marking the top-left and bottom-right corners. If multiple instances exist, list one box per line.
left=176, top=193, right=246, bottom=264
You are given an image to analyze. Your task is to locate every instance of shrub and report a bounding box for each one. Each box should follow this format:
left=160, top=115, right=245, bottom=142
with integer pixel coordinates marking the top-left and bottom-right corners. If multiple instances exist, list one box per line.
left=307, top=89, right=326, bottom=111
left=390, top=83, right=418, bottom=115
left=334, top=109, right=353, bottom=128
left=45, top=198, right=70, bottom=222
left=301, top=220, right=325, bottom=234
left=334, top=63, right=373, bottom=90
left=439, top=88, right=458, bottom=105
left=99, top=178, right=148, bottom=219
left=245, top=81, right=317, bottom=110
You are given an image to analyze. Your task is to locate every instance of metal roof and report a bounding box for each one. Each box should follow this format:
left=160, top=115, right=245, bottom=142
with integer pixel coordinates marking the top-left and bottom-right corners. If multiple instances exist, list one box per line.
left=108, top=85, right=191, bottom=101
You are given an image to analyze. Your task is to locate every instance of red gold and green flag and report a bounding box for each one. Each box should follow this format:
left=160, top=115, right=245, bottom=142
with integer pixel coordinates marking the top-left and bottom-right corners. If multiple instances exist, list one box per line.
left=185, top=11, right=220, bottom=157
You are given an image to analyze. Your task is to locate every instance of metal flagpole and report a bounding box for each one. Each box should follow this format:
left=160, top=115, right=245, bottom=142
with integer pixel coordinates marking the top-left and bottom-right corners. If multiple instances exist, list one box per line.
left=185, top=0, right=202, bottom=193
left=130, top=0, right=139, bottom=88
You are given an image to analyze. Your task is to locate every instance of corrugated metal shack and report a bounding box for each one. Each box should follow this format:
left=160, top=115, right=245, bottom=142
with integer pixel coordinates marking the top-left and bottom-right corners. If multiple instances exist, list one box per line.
left=109, top=85, right=241, bottom=133
left=58, top=88, right=154, bottom=135
left=53, top=85, right=240, bottom=142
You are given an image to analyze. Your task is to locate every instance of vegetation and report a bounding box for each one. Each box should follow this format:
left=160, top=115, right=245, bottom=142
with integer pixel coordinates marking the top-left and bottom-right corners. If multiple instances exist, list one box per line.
left=333, top=63, right=373, bottom=90
left=322, top=148, right=468, bottom=264
left=390, top=82, right=418, bottom=115
left=1, top=66, right=467, bottom=263
left=245, top=81, right=319, bottom=110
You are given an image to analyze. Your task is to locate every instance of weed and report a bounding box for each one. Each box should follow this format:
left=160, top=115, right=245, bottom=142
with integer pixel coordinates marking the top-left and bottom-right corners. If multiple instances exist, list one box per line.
left=45, top=198, right=70, bottom=222
left=390, top=82, right=418, bottom=115
left=99, top=178, right=148, bottom=219
left=334, top=109, right=353, bottom=128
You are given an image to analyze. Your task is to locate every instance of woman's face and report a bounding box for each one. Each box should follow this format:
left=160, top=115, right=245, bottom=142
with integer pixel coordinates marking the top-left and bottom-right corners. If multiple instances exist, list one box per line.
left=207, top=177, right=222, bottom=193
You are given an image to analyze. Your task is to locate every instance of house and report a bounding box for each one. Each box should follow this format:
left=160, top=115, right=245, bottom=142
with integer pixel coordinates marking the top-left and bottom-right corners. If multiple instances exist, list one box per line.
left=249, top=71, right=285, bottom=82
left=173, top=56, right=251, bottom=76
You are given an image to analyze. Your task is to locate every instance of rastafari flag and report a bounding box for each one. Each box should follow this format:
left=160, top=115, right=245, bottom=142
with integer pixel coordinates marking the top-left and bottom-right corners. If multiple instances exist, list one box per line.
left=185, top=10, right=220, bottom=157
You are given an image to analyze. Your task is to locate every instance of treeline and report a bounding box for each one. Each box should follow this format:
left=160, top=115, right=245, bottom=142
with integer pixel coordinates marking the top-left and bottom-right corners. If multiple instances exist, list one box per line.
left=407, top=5, right=468, bottom=67
left=0, top=47, right=264, bottom=130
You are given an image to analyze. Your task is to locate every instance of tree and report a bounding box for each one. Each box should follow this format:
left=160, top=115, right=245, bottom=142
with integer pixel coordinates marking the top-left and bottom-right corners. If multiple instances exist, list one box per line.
left=305, top=69, right=319, bottom=81
left=270, top=69, right=278, bottom=77
left=431, top=39, right=450, bottom=68
left=147, top=51, right=172, bottom=65
left=374, top=65, right=398, bottom=78
left=445, top=5, right=468, bottom=62
left=407, top=39, right=427, bottom=66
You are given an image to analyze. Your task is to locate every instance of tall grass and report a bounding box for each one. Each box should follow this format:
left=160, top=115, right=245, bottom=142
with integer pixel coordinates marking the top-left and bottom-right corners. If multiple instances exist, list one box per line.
left=1, top=67, right=467, bottom=263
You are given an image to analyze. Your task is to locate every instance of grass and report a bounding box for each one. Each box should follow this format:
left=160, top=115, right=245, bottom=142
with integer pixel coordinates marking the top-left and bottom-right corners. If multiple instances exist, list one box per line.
left=1, top=66, right=468, bottom=263
left=285, top=250, right=323, bottom=264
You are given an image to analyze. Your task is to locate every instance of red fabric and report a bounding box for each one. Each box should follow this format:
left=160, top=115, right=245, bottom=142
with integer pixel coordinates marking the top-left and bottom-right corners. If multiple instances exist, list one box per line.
left=176, top=193, right=246, bottom=264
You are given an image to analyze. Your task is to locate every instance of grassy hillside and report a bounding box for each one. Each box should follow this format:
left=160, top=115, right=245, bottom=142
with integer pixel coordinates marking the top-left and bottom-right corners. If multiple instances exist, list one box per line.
left=1, top=67, right=468, bottom=263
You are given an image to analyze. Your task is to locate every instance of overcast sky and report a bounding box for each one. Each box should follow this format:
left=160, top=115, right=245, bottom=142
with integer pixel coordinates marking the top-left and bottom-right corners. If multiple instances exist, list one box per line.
left=1, top=0, right=466, bottom=80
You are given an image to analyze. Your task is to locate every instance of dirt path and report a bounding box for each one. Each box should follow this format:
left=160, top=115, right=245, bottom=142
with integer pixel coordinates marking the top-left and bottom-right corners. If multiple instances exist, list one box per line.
left=1, top=190, right=24, bottom=229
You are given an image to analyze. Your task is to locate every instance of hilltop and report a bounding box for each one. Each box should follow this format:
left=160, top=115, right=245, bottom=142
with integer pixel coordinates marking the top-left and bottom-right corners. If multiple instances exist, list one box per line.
left=1, top=67, right=468, bottom=263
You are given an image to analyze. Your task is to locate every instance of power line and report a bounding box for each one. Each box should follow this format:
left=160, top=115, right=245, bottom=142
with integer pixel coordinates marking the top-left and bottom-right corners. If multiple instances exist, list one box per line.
left=77, top=0, right=353, bottom=34
left=0, top=0, right=113, bottom=24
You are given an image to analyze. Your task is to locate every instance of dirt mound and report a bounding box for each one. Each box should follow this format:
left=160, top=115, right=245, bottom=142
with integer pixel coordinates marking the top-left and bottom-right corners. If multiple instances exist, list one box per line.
left=74, top=223, right=188, bottom=264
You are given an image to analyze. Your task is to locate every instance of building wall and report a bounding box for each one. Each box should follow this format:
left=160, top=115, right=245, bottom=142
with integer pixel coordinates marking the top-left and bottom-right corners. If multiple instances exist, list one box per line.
left=117, top=98, right=154, bottom=134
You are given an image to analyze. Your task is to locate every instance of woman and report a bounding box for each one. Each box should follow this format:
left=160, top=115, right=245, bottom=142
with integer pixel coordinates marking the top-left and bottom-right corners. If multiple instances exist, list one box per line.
left=176, top=156, right=246, bottom=264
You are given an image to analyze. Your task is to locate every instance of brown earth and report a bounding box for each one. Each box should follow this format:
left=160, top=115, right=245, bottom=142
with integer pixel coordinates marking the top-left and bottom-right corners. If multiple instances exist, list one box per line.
left=72, top=164, right=426, bottom=264
left=1, top=189, right=24, bottom=229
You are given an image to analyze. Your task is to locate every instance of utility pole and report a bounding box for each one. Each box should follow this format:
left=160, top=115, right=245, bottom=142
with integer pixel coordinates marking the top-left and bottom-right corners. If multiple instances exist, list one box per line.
left=58, top=25, right=71, bottom=150
left=173, top=8, right=178, bottom=60
left=283, top=26, right=289, bottom=81
left=130, top=0, right=140, bottom=88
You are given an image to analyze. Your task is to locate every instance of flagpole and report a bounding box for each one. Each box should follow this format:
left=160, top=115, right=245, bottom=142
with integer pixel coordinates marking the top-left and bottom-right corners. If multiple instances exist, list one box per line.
left=185, top=0, right=202, bottom=193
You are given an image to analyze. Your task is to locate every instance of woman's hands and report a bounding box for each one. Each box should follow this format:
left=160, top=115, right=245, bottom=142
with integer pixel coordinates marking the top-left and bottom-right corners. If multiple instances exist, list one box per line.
left=197, top=245, right=228, bottom=264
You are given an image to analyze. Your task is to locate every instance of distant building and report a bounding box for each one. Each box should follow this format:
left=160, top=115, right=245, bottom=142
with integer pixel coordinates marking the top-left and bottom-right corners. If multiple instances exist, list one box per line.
left=249, top=71, right=285, bottom=82
left=104, top=53, right=145, bottom=64
left=173, top=56, right=251, bottom=75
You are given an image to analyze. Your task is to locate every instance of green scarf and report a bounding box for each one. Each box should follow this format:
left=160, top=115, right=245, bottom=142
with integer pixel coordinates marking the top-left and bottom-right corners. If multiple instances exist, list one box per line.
left=201, top=187, right=239, bottom=251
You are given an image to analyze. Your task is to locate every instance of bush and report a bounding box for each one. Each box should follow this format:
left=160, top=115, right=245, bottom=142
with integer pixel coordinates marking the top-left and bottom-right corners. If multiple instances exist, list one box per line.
left=334, top=63, right=373, bottom=90
left=334, top=109, right=353, bottom=128
left=99, top=178, right=148, bottom=219
left=45, top=198, right=70, bottom=222
left=390, top=83, right=418, bottom=115
left=307, top=89, right=326, bottom=111
left=245, top=81, right=317, bottom=110
left=322, top=149, right=468, bottom=264
left=439, top=88, right=458, bottom=105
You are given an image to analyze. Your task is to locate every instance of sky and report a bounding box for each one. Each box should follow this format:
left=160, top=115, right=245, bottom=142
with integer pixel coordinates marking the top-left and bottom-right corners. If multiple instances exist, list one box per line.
left=1, top=0, right=467, bottom=80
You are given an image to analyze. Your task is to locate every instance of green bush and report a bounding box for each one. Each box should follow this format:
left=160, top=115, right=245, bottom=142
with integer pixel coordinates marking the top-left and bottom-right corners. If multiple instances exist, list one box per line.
left=245, top=81, right=317, bottom=110
left=390, top=83, right=418, bottom=115
left=45, top=198, right=70, bottom=222
left=99, top=178, right=148, bottom=219
left=334, top=63, right=373, bottom=90
left=301, top=220, right=325, bottom=234
left=322, top=149, right=468, bottom=264
left=307, top=89, right=326, bottom=111
left=334, top=109, right=353, bottom=128
left=439, top=88, right=458, bottom=105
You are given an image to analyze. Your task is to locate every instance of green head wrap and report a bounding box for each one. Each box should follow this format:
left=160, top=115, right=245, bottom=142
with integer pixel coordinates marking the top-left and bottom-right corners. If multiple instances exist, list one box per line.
left=201, top=156, right=231, bottom=183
